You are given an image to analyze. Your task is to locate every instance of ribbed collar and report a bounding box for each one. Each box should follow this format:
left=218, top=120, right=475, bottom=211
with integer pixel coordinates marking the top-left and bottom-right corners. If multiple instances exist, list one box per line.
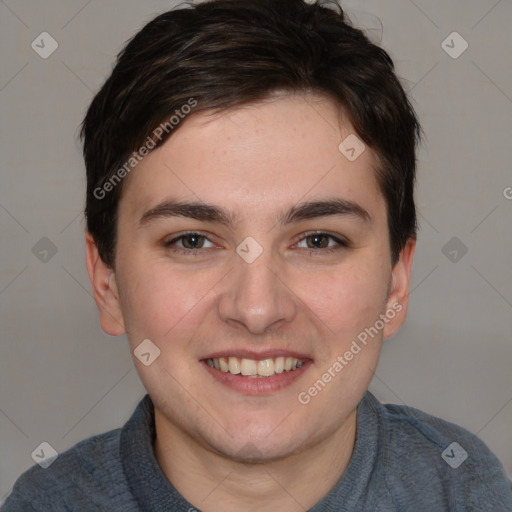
left=120, top=391, right=385, bottom=511
left=310, top=391, right=385, bottom=511
left=120, top=394, right=196, bottom=511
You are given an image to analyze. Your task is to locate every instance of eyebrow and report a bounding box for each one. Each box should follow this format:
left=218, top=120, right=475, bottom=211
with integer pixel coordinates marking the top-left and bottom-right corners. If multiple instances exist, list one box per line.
left=138, top=197, right=371, bottom=228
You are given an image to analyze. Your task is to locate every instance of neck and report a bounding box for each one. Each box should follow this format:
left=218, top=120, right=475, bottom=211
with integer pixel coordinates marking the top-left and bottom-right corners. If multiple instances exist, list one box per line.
left=153, top=409, right=357, bottom=512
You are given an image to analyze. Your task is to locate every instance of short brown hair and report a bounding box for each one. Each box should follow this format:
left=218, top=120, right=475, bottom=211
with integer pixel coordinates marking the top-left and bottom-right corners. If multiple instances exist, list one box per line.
left=81, top=0, right=422, bottom=267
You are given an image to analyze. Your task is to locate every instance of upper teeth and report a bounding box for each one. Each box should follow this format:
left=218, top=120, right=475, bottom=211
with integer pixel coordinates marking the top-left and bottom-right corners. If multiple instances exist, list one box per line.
left=206, top=357, right=303, bottom=377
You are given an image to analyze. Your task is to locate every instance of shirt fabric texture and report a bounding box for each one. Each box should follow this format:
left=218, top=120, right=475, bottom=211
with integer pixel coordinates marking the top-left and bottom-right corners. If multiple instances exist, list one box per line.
left=3, top=391, right=511, bottom=511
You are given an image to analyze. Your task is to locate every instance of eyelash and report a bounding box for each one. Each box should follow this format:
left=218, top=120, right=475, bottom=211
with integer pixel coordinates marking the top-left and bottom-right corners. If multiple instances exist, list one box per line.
left=163, top=231, right=349, bottom=257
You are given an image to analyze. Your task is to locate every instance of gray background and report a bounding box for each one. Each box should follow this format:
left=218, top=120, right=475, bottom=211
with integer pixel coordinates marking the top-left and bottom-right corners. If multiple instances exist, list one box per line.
left=1, top=0, right=511, bottom=502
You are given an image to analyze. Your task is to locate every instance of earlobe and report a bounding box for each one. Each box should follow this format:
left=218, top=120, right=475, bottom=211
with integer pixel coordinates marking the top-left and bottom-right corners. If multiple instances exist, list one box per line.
left=85, top=232, right=125, bottom=336
left=383, top=238, right=416, bottom=339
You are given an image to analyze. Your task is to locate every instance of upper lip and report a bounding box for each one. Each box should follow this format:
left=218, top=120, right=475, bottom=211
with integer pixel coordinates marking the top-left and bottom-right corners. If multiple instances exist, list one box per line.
left=202, top=349, right=311, bottom=361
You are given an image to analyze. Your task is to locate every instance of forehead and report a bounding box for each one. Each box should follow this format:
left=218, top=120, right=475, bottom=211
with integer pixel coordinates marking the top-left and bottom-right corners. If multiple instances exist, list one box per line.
left=119, top=93, right=384, bottom=222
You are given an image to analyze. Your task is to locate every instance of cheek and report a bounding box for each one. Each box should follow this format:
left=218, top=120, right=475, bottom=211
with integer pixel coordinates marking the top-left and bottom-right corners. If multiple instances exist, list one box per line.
left=117, top=258, right=222, bottom=343
left=294, top=262, right=389, bottom=339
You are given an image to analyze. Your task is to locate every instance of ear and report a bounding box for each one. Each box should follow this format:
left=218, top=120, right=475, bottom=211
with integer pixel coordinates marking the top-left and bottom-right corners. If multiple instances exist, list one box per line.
left=383, top=238, right=416, bottom=339
left=85, top=232, right=125, bottom=336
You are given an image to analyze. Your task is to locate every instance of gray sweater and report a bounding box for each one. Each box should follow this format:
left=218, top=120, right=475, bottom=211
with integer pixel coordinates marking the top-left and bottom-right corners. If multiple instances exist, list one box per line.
left=2, top=391, right=511, bottom=511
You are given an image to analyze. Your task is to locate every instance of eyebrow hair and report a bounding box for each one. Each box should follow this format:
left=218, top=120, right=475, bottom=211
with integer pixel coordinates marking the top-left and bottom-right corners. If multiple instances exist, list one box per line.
left=139, top=197, right=371, bottom=227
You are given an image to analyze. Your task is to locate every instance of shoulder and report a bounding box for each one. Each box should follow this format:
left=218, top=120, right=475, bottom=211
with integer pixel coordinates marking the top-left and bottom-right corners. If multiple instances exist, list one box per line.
left=373, top=396, right=512, bottom=511
left=1, top=428, right=135, bottom=512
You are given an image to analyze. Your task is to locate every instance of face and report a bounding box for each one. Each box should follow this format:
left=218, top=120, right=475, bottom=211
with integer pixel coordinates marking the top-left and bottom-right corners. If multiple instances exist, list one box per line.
left=87, top=92, right=414, bottom=462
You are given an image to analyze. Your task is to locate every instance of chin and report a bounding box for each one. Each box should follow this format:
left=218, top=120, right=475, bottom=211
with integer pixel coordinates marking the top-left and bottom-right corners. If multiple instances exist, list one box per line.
left=208, top=419, right=312, bottom=463
left=213, top=436, right=305, bottom=464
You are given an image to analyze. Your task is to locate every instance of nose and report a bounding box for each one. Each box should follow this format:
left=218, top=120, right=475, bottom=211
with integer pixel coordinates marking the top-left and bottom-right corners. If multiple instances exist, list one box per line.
left=217, top=250, right=297, bottom=335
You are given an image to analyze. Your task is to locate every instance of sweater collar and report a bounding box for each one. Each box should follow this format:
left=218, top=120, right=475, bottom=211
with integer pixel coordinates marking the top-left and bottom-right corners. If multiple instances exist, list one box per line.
left=120, top=391, right=384, bottom=511
left=120, top=394, right=196, bottom=511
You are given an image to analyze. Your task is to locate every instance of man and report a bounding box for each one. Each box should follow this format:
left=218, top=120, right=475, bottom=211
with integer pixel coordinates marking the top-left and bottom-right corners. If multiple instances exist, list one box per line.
left=3, top=0, right=511, bottom=510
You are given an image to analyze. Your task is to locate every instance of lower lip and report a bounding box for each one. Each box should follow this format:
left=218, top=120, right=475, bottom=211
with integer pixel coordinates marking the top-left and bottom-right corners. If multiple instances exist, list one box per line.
left=201, top=360, right=311, bottom=395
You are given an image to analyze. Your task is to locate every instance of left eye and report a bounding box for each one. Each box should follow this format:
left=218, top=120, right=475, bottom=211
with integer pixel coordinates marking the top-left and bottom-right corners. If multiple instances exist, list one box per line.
left=296, top=233, right=347, bottom=250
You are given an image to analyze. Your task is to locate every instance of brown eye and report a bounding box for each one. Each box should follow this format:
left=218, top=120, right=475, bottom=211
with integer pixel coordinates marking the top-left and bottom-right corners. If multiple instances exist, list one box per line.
left=180, top=234, right=206, bottom=249
left=296, top=232, right=348, bottom=253
left=163, top=232, right=215, bottom=253
left=306, top=234, right=330, bottom=249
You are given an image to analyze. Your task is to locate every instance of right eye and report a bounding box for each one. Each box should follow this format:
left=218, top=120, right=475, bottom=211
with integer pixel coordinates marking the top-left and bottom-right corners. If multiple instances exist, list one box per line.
left=163, top=232, right=217, bottom=255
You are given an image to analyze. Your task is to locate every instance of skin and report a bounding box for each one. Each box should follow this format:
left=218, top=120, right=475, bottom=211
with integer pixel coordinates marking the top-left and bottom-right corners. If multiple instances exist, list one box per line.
left=86, top=92, right=415, bottom=511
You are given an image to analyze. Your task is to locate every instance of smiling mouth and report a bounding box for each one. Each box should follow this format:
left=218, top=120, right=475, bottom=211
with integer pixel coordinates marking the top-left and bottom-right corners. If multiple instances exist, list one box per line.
left=204, top=356, right=304, bottom=378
